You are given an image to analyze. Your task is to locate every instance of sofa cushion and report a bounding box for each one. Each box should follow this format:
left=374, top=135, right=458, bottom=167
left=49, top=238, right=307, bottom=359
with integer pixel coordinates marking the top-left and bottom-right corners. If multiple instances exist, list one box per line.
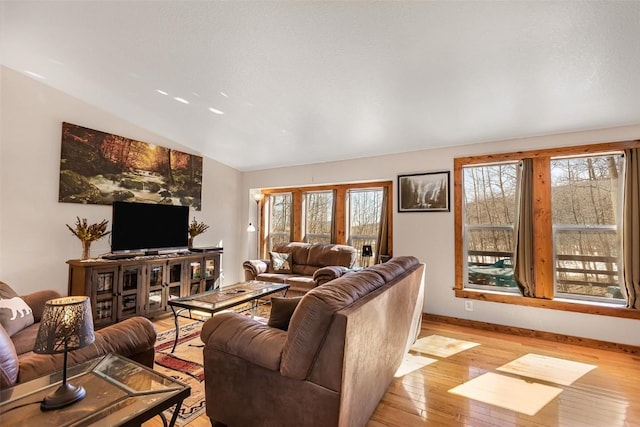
left=10, top=323, right=40, bottom=356
left=268, top=297, right=302, bottom=331
left=0, top=282, right=34, bottom=336
left=0, top=325, right=19, bottom=388
left=307, top=244, right=357, bottom=269
left=269, top=252, right=293, bottom=274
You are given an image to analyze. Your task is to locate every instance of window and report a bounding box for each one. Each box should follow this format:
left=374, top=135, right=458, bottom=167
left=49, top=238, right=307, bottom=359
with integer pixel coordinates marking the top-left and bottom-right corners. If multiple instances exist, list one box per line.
left=463, top=162, right=519, bottom=292
left=260, top=181, right=393, bottom=266
left=303, top=191, right=334, bottom=244
left=347, top=188, right=384, bottom=262
left=551, top=154, right=625, bottom=303
left=454, top=140, right=640, bottom=320
left=266, top=193, right=292, bottom=249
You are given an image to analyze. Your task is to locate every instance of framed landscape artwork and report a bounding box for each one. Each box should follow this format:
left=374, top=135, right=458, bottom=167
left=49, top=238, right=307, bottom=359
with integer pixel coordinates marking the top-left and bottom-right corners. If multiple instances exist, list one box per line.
left=398, top=171, right=450, bottom=212
left=58, top=122, right=203, bottom=210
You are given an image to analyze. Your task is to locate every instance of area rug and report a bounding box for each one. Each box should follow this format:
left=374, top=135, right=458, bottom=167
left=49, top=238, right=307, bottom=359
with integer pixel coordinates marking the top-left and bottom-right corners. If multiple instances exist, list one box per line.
left=410, top=334, right=480, bottom=358
left=155, top=321, right=207, bottom=427
left=496, top=353, right=597, bottom=386
left=448, top=372, right=563, bottom=416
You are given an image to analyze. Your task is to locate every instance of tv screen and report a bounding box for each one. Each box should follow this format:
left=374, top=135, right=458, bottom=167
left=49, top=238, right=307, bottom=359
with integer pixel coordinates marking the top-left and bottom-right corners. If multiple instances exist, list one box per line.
left=111, top=201, right=189, bottom=253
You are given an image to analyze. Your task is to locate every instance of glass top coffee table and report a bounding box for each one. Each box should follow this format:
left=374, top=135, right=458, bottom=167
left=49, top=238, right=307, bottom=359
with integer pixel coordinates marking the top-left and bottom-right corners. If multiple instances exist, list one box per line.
left=168, top=280, right=289, bottom=352
left=0, top=353, right=190, bottom=427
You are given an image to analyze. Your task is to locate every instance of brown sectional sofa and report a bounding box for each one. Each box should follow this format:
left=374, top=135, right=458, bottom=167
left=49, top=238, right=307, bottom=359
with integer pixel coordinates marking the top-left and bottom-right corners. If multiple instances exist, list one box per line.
left=0, top=288, right=157, bottom=387
left=202, top=255, right=425, bottom=427
left=243, top=242, right=358, bottom=296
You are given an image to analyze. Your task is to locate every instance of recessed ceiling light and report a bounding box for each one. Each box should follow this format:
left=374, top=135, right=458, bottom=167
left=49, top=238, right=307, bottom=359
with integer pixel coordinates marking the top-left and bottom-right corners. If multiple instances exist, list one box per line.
left=174, top=97, right=189, bottom=104
left=156, top=89, right=168, bottom=95
left=25, top=70, right=45, bottom=79
left=209, top=107, right=225, bottom=115
left=220, top=91, right=229, bottom=98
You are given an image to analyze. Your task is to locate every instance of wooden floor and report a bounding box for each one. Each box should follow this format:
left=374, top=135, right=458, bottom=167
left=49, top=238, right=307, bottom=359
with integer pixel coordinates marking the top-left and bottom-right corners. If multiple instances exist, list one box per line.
left=145, top=317, right=640, bottom=427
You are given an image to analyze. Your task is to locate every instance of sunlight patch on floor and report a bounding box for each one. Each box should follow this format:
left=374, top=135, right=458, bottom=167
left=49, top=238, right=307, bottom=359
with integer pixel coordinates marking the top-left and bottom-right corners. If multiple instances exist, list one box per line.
left=448, top=372, right=563, bottom=416
left=497, top=353, right=597, bottom=386
left=394, top=353, right=438, bottom=377
left=410, top=335, right=479, bottom=358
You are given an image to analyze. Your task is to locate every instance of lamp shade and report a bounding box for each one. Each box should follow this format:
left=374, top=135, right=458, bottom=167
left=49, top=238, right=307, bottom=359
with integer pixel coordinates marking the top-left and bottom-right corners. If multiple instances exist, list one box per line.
left=34, top=296, right=95, bottom=354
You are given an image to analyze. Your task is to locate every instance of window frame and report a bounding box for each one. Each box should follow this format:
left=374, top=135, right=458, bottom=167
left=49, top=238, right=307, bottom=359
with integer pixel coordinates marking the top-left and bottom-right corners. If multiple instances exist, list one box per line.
left=454, top=140, right=640, bottom=320
left=259, top=181, right=393, bottom=259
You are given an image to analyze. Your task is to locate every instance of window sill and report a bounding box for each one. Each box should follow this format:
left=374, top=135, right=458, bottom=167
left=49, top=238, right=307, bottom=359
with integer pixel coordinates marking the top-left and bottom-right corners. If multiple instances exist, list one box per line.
left=455, top=288, right=640, bottom=320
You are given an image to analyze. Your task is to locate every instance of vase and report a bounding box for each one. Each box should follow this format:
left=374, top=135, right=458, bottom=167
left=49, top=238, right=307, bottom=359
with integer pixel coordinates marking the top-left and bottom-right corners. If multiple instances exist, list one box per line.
left=81, top=241, right=92, bottom=260
left=188, top=237, right=194, bottom=249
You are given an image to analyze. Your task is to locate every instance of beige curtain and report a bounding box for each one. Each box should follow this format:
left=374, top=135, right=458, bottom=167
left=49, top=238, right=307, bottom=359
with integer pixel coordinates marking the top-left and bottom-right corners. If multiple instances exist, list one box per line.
left=623, top=148, right=640, bottom=309
left=513, top=159, right=535, bottom=297
left=375, top=187, right=389, bottom=264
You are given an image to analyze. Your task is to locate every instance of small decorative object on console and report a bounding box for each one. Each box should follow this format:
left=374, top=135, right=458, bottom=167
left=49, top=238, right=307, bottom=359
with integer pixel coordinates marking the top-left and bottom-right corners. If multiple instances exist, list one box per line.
left=188, top=217, right=209, bottom=248
left=66, top=217, right=110, bottom=260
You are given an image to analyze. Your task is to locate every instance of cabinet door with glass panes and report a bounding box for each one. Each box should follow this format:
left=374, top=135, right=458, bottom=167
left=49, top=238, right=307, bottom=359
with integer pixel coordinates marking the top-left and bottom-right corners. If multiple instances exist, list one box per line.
left=166, top=260, right=185, bottom=301
left=146, top=262, right=166, bottom=317
left=188, top=253, right=222, bottom=295
left=118, top=264, right=144, bottom=320
left=90, top=266, right=119, bottom=328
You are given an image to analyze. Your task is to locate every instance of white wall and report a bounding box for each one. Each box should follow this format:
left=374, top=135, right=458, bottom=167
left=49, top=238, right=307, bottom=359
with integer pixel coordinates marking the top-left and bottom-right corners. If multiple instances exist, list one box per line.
left=0, top=66, right=243, bottom=295
left=243, top=125, right=640, bottom=346
left=2, top=64, right=638, bottom=346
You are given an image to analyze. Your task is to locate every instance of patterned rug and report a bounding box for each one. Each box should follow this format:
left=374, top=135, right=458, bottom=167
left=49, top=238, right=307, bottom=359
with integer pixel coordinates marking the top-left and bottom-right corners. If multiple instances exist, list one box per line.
left=155, top=321, right=207, bottom=426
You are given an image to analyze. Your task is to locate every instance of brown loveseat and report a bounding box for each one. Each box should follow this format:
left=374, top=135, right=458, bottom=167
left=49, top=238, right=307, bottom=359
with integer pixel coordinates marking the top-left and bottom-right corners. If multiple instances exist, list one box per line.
left=242, top=242, right=357, bottom=297
left=0, top=288, right=157, bottom=388
left=202, top=256, right=425, bottom=427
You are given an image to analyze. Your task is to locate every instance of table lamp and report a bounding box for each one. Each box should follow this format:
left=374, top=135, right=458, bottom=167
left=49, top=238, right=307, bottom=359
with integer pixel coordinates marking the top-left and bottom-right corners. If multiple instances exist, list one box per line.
left=33, top=296, right=95, bottom=411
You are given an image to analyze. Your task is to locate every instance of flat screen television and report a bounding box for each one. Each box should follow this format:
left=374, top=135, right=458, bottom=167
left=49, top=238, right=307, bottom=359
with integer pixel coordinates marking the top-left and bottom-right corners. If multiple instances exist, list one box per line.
left=111, top=201, right=189, bottom=253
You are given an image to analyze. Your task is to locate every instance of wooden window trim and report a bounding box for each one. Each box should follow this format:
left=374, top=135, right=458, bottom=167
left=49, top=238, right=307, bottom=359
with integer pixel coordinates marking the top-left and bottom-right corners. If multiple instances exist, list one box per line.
left=259, top=181, right=393, bottom=254
left=454, top=140, right=640, bottom=320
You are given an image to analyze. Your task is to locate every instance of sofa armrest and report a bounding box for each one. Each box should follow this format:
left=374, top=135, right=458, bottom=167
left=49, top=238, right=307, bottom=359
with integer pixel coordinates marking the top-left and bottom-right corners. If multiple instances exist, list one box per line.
left=21, top=290, right=62, bottom=322
left=18, top=316, right=157, bottom=383
left=243, top=259, right=270, bottom=280
left=201, top=312, right=286, bottom=371
left=313, top=266, right=351, bottom=286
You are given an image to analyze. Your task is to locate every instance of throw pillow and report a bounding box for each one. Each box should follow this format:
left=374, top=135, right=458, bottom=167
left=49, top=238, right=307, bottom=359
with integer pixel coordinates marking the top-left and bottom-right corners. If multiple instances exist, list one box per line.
left=269, top=252, right=293, bottom=274
left=267, top=297, right=302, bottom=331
left=0, top=281, right=35, bottom=337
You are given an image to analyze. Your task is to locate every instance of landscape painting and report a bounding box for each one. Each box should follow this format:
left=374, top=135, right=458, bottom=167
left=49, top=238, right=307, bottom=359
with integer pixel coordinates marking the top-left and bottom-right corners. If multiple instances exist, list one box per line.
left=59, top=122, right=203, bottom=210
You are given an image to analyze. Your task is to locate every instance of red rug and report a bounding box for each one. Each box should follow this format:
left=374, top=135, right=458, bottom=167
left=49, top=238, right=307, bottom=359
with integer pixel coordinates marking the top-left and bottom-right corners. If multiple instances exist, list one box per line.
left=155, top=322, right=207, bottom=426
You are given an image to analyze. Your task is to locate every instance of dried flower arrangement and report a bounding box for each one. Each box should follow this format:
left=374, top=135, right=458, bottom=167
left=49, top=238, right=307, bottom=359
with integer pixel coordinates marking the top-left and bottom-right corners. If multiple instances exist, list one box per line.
left=189, top=217, right=209, bottom=238
left=188, top=217, right=209, bottom=248
left=66, top=217, right=110, bottom=259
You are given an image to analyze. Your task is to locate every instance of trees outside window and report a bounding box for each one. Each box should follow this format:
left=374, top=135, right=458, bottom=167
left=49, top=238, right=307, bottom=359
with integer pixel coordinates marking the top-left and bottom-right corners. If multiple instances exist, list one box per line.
left=267, top=193, right=292, bottom=250
left=303, top=191, right=334, bottom=244
left=260, top=181, right=392, bottom=265
left=454, top=140, right=638, bottom=320
left=463, top=162, right=519, bottom=291
left=347, top=188, right=384, bottom=261
left=551, top=154, right=625, bottom=303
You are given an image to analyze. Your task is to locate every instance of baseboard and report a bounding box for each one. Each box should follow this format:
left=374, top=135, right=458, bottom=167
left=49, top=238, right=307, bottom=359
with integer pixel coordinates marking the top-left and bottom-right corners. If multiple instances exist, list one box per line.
left=422, top=313, right=640, bottom=356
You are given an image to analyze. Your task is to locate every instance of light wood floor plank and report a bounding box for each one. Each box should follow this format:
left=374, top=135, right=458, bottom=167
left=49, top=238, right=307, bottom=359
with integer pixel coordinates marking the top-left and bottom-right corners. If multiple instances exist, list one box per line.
left=143, top=316, right=640, bottom=427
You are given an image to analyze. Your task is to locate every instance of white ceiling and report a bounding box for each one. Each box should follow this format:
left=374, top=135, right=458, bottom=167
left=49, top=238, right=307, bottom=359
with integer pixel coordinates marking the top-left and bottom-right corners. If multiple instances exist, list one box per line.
left=2, top=1, right=639, bottom=171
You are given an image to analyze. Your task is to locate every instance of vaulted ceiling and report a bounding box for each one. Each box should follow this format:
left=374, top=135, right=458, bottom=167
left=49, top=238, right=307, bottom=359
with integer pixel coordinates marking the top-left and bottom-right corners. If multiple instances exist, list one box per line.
left=2, top=1, right=639, bottom=171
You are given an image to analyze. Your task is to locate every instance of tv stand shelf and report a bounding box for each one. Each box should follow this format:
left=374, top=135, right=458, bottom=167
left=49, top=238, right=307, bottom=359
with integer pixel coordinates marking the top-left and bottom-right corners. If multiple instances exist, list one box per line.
left=67, top=250, right=223, bottom=328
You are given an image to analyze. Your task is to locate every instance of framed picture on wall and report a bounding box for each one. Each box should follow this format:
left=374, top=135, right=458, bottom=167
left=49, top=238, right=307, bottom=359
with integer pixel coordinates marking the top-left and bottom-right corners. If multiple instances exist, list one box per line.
left=398, top=171, right=450, bottom=212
